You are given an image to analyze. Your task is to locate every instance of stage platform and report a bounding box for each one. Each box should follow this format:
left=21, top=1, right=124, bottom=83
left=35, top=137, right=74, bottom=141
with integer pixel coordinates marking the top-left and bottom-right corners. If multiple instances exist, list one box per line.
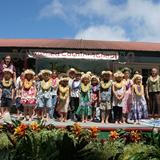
left=1, top=115, right=160, bottom=132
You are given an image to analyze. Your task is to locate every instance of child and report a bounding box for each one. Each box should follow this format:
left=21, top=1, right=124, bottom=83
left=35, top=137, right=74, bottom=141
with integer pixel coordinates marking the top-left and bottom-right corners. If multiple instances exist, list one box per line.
left=70, top=72, right=81, bottom=121
left=0, top=68, right=15, bottom=117
left=100, top=71, right=113, bottom=124
left=122, top=67, right=133, bottom=123
left=76, top=74, right=91, bottom=123
left=112, top=71, right=126, bottom=124
left=15, top=72, right=24, bottom=119
left=50, top=70, right=59, bottom=119
left=67, top=68, right=77, bottom=120
left=91, top=75, right=100, bottom=122
left=57, top=76, right=70, bottom=122
left=37, top=69, right=53, bottom=121
left=130, top=74, right=148, bottom=124
left=20, top=69, right=36, bottom=121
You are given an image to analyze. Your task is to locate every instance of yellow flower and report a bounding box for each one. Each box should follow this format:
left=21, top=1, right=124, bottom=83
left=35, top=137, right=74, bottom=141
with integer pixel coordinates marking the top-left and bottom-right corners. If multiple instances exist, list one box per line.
left=73, top=123, right=81, bottom=136
left=31, top=121, right=39, bottom=131
left=109, top=131, right=119, bottom=140
left=130, top=130, right=141, bottom=142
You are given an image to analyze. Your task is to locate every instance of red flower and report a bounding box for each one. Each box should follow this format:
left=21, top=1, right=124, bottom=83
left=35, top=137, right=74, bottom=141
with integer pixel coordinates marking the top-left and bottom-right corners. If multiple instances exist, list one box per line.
left=109, top=131, right=119, bottom=140
left=14, top=123, right=28, bottom=137
left=90, top=126, right=98, bottom=138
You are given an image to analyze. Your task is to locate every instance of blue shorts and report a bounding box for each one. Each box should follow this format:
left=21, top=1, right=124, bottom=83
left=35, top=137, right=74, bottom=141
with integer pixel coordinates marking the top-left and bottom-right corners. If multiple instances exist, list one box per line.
left=37, top=97, right=52, bottom=109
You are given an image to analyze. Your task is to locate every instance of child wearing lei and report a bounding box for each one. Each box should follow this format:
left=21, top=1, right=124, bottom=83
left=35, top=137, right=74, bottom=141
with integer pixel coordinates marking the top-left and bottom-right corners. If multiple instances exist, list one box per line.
left=112, top=71, right=126, bottom=124
left=100, top=71, right=113, bottom=123
left=122, top=67, right=133, bottom=123
left=50, top=70, right=59, bottom=119
left=76, top=74, right=91, bottom=123
left=70, top=72, right=81, bottom=121
left=91, top=75, right=100, bottom=122
left=37, top=69, right=53, bottom=121
left=15, top=72, right=24, bottom=119
left=130, top=74, right=148, bottom=124
left=0, top=68, right=15, bottom=117
left=67, top=68, right=77, bottom=120
left=57, top=75, right=70, bottom=122
left=20, top=69, right=36, bottom=121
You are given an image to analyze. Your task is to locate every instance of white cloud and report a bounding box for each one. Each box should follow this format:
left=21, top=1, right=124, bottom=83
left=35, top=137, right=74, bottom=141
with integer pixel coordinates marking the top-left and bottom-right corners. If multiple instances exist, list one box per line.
left=75, top=25, right=129, bottom=41
left=39, top=0, right=160, bottom=42
left=39, top=0, right=65, bottom=18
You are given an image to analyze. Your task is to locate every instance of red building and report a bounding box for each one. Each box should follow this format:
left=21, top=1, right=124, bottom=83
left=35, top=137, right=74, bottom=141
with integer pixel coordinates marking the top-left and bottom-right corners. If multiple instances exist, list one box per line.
left=0, top=38, right=160, bottom=83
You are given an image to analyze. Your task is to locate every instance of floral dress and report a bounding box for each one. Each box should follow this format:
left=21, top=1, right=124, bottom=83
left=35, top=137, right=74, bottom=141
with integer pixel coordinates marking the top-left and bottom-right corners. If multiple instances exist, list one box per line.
left=123, top=79, right=133, bottom=114
left=129, top=85, right=148, bottom=121
left=21, top=84, right=36, bottom=106
left=76, top=89, right=92, bottom=116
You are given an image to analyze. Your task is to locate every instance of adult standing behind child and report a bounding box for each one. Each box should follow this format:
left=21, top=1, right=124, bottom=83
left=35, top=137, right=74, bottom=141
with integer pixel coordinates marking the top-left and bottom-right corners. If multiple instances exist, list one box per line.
left=0, top=55, right=16, bottom=84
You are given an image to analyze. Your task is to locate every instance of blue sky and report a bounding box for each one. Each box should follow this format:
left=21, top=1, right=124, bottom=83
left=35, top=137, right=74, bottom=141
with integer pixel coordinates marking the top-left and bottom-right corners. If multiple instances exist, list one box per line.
left=1, top=0, right=160, bottom=42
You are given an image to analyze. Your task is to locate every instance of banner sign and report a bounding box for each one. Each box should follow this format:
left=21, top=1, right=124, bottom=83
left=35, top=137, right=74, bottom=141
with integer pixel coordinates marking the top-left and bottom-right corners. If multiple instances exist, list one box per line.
left=28, top=51, right=119, bottom=60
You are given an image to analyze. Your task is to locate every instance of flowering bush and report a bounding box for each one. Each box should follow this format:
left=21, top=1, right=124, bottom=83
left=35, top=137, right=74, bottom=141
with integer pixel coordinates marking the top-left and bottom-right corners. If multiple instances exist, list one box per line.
left=0, top=120, right=159, bottom=160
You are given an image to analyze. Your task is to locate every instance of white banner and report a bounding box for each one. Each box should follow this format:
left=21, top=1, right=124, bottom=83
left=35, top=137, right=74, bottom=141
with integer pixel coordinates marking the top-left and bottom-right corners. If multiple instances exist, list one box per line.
left=28, top=51, right=119, bottom=60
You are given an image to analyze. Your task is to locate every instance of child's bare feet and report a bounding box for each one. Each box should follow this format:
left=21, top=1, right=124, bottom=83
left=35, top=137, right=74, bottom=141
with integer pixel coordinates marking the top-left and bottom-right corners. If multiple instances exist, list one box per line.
left=105, top=121, right=109, bottom=124
left=101, top=120, right=104, bottom=124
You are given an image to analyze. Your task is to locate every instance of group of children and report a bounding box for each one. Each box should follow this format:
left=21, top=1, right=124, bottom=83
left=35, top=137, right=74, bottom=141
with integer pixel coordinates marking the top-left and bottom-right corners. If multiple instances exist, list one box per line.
left=0, top=67, right=148, bottom=124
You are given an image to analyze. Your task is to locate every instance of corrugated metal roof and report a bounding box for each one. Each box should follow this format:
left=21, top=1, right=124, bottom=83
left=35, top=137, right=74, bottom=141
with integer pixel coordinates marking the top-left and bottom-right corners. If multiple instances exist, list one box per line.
left=0, top=38, right=160, bottom=52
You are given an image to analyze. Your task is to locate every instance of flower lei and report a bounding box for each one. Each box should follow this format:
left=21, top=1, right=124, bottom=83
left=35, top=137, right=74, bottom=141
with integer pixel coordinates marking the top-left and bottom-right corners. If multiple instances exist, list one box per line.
left=41, top=79, right=52, bottom=91
left=23, top=79, right=33, bottom=90
left=149, top=75, right=159, bottom=84
left=59, top=84, right=69, bottom=100
left=100, top=81, right=111, bottom=89
left=114, top=81, right=123, bottom=89
left=124, top=79, right=131, bottom=90
left=2, top=78, right=12, bottom=88
left=81, top=83, right=91, bottom=93
left=52, top=78, right=59, bottom=89
left=134, top=84, right=143, bottom=96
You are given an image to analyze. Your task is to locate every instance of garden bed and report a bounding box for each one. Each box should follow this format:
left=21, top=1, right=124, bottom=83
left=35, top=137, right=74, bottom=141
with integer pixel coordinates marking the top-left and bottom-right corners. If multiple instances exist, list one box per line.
left=0, top=120, right=159, bottom=160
